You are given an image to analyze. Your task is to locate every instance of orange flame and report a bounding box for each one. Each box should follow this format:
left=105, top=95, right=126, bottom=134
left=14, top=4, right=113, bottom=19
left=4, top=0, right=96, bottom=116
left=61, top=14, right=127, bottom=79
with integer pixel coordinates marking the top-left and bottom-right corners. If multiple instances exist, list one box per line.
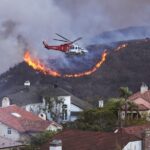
left=24, top=51, right=61, bottom=77
left=64, top=50, right=107, bottom=78
left=24, top=50, right=108, bottom=78
left=115, top=43, right=128, bottom=51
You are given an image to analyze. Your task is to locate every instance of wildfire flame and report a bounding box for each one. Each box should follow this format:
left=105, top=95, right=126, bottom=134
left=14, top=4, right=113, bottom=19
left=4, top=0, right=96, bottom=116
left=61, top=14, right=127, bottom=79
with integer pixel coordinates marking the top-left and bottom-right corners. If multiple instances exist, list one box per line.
left=24, top=51, right=61, bottom=77
left=24, top=50, right=108, bottom=78
left=115, top=43, right=128, bottom=51
left=64, top=50, right=107, bottom=78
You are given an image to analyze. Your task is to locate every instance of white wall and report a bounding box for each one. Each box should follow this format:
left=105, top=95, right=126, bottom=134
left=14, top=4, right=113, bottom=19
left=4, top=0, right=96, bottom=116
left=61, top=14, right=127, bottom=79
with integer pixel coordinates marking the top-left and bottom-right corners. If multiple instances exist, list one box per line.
left=24, top=96, right=83, bottom=122
left=24, top=103, right=43, bottom=114
left=59, top=96, right=71, bottom=121
left=122, top=141, right=142, bottom=150
left=0, top=122, right=20, bottom=141
left=46, top=124, right=62, bottom=132
left=50, top=146, right=62, bottom=150
left=70, top=104, right=83, bottom=121
left=71, top=104, right=82, bottom=112
left=70, top=116, right=78, bottom=122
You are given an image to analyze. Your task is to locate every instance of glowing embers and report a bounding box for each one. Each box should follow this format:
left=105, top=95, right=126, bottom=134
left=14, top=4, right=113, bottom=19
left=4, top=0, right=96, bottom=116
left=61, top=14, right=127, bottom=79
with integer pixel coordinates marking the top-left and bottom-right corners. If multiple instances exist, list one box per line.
left=24, top=50, right=108, bottom=78
left=115, top=43, right=128, bottom=51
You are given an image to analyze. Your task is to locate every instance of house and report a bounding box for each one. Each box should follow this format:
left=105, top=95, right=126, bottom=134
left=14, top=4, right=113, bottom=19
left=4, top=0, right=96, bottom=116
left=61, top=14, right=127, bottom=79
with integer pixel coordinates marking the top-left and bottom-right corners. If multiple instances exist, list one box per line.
left=0, top=82, right=93, bottom=122
left=0, top=136, right=24, bottom=150
left=41, top=124, right=150, bottom=150
left=0, top=104, right=62, bottom=143
left=121, top=124, right=150, bottom=149
left=120, top=83, right=150, bottom=120
left=40, top=129, right=142, bottom=150
left=38, top=86, right=93, bottom=122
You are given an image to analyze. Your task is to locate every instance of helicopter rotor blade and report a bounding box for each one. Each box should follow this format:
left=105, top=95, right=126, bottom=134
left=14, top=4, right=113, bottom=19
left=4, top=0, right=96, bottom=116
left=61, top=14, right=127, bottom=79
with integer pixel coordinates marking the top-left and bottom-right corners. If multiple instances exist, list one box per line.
left=53, top=39, right=69, bottom=42
left=55, top=33, right=71, bottom=42
left=71, top=37, right=82, bottom=44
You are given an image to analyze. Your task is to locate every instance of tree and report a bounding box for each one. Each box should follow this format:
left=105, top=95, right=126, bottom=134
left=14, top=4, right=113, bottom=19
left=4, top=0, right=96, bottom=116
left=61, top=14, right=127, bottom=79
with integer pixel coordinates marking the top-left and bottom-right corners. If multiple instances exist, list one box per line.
left=119, top=87, right=132, bottom=126
left=20, top=131, right=56, bottom=150
left=107, top=98, right=144, bottom=126
left=73, top=106, right=117, bottom=131
left=68, top=97, right=144, bottom=131
left=43, top=96, right=64, bottom=122
left=104, top=98, right=125, bottom=127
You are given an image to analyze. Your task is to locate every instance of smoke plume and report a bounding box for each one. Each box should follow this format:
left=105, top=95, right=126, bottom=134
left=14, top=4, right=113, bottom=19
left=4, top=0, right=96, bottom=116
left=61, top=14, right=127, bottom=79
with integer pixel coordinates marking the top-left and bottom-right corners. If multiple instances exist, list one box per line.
left=0, top=0, right=150, bottom=74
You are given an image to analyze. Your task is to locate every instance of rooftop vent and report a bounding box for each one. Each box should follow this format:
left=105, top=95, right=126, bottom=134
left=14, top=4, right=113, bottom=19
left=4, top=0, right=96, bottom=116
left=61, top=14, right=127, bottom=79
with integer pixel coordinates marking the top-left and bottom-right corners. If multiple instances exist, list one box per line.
left=114, top=129, right=119, bottom=133
left=2, top=97, right=10, bottom=107
left=24, top=80, right=30, bottom=87
left=11, top=112, right=21, bottom=118
left=98, top=100, right=104, bottom=108
left=38, top=112, right=46, bottom=120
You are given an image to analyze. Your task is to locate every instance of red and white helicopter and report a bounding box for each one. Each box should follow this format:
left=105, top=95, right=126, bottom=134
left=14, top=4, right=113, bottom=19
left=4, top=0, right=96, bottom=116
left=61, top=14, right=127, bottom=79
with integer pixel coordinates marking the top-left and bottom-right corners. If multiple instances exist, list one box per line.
left=43, top=33, right=88, bottom=55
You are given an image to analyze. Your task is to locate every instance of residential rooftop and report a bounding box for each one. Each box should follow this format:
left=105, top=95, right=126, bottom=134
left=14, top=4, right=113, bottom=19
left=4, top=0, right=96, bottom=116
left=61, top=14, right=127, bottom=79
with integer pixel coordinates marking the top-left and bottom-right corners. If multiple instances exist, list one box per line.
left=0, top=104, right=60, bottom=133
left=0, top=84, right=93, bottom=109
left=40, top=129, right=140, bottom=150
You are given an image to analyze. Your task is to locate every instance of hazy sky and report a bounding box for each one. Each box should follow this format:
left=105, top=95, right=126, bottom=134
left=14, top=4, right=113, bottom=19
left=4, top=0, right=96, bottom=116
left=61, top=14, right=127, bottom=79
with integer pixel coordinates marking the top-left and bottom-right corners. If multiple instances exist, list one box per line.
left=0, top=0, right=150, bottom=74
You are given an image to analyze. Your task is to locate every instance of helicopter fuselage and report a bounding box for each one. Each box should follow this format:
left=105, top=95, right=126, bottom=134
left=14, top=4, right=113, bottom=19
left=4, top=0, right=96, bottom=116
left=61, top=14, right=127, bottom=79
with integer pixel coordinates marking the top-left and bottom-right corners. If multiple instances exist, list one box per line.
left=43, top=33, right=88, bottom=55
left=44, top=42, right=88, bottom=55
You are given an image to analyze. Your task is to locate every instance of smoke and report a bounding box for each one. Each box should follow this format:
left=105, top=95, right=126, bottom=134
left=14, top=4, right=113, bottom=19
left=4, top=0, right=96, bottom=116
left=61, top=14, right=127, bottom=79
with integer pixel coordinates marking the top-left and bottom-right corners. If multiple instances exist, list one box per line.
left=0, top=0, right=150, bottom=74
left=55, top=0, right=150, bottom=36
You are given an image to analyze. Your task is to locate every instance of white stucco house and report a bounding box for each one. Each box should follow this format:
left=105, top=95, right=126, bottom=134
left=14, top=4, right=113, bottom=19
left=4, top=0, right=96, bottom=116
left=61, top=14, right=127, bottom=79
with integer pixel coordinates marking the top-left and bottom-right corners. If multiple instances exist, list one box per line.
left=0, top=136, right=24, bottom=150
left=0, top=99, right=62, bottom=143
left=25, top=95, right=87, bottom=122
left=0, top=83, right=92, bottom=123
left=122, top=141, right=142, bottom=150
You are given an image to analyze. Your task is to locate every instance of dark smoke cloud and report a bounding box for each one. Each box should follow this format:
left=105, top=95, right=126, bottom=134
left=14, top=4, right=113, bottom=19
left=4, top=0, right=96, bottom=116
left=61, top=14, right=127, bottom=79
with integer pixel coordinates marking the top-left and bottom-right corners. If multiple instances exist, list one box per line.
left=0, top=0, right=150, bottom=74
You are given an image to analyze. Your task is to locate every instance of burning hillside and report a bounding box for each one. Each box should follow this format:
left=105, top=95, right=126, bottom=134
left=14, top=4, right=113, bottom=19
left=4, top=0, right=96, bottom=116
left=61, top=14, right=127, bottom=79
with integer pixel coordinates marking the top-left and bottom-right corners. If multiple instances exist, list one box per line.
left=24, top=50, right=108, bottom=78
left=1, top=38, right=150, bottom=104
left=23, top=41, right=131, bottom=78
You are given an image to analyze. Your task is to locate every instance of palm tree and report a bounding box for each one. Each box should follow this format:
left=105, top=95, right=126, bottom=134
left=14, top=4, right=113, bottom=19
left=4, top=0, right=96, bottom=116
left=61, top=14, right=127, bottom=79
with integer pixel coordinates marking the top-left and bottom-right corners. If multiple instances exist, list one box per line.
left=119, top=87, right=132, bottom=126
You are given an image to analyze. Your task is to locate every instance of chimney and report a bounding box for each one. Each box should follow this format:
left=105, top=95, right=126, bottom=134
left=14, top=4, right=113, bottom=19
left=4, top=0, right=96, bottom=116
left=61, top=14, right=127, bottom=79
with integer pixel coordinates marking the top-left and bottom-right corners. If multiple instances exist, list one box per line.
left=143, top=128, right=150, bottom=150
left=38, top=112, right=46, bottom=120
left=24, top=80, right=30, bottom=87
left=2, top=97, right=10, bottom=107
left=49, top=140, right=62, bottom=150
left=98, top=100, right=104, bottom=108
left=140, top=83, right=148, bottom=94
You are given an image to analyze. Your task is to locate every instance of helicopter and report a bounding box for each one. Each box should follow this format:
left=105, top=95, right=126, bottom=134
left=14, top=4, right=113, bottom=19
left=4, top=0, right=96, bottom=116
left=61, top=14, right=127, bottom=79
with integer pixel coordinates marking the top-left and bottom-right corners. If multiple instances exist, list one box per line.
left=43, top=33, right=88, bottom=55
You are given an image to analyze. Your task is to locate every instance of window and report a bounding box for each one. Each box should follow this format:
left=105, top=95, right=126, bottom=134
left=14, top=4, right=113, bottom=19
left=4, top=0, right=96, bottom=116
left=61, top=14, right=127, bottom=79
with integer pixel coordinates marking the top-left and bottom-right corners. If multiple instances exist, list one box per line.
left=62, top=104, right=68, bottom=120
left=7, top=128, right=11, bottom=134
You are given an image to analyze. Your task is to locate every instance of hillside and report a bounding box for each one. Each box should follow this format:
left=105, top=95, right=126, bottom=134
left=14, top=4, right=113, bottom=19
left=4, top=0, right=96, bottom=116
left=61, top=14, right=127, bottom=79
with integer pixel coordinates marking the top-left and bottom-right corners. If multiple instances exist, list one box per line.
left=0, top=37, right=150, bottom=105
left=93, top=26, right=150, bottom=43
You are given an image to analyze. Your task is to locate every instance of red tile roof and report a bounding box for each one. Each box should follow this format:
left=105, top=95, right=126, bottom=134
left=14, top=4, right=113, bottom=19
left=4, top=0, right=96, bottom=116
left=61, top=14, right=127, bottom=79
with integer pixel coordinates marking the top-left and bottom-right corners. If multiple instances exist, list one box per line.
left=129, top=90, right=150, bottom=110
left=129, top=90, right=150, bottom=102
left=138, top=104, right=149, bottom=111
left=40, top=129, right=140, bottom=150
left=0, top=105, right=56, bottom=133
left=121, top=124, right=150, bottom=138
